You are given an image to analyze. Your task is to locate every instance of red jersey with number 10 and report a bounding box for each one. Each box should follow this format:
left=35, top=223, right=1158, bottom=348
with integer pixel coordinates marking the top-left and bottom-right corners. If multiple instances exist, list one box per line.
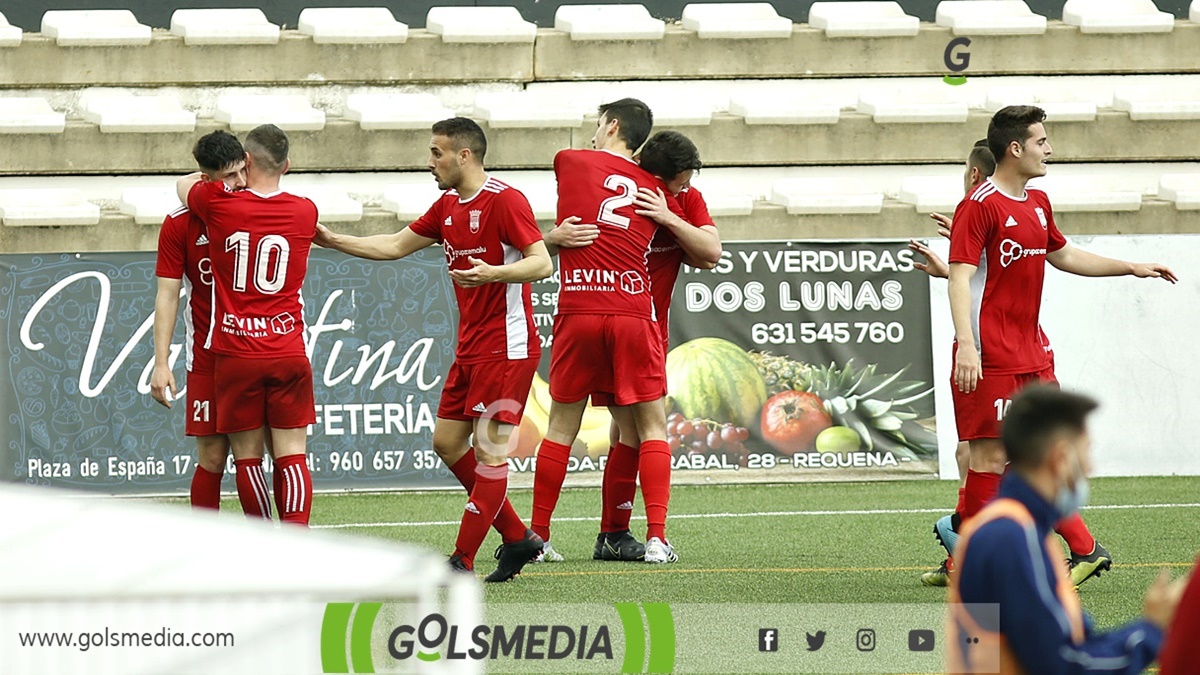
left=154, top=206, right=215, bottom=374
left=553, top=148, right=686, bottom=319
left=408, top=176, right=543, bottom=363
left=187, top=181, right=317, bottom=358
left=948, top=179, right=1066, bottom=374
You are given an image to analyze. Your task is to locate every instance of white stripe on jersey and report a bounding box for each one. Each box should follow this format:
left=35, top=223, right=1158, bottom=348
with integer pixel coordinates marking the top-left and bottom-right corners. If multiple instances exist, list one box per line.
left=501, top=242, right=529, bottom=360
left=971, top=182, right=998, bottom=202
left=182, top=277, right=196, bottom=372
left=970, top=249, right=987, bottom=354
left=169, top=205, right=190, bottom=218
left=643, top=239, right=657, bottom=323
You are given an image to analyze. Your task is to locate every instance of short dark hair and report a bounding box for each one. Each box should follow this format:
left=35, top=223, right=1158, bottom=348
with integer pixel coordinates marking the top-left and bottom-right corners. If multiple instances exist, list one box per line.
left=192, top=130, right=244, bottom=175
left=431, top=117, right=487, bottom=162
left=639, top=130, right=702, bottom=181
left=987, top=105, right=1046, bottom=165
left=598, top=98, right=653, bottom=152
left=1001, top=385, right=1098, bottom=470
left=244, top=124, right=289, bottom=175
left=968, top=138, right=996, bottom=177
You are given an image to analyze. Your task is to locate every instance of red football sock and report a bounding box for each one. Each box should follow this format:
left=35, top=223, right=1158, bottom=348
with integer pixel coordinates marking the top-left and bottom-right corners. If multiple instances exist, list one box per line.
left=275, top=454, right=313, bottom=526
left=638, top=440, right=672, bottom=542
left=234, top=458, right=272, bottom=520
left=601, top=442, right=639, bottom=533
left=190, top=465, right=223, bottom=511
left=961, top=469, right=1002, bottom=521
left=449, top=452, right=525, bottom=543
left=954, top=487, right=966, bottom=517
left=453, top=464, right=511, bottom=569
left=531, top=439, right=571, bottom=542
left=1055, top=513, right=1096, bottom=556
left=272, top=461, right=284, bottom=518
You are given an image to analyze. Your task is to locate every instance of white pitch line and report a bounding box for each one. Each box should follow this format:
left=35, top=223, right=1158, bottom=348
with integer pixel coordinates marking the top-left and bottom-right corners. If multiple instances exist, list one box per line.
left=311, top=502, right=1200, bottom=530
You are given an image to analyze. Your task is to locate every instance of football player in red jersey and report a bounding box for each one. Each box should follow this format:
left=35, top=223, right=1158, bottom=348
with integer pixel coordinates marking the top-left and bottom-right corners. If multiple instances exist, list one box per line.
left=317, top=118, right=552, bottom=582
left=532, top=99, right=702, bottom=564
left=151, top=130, right=247, bottom=511
left=547, top=130, right=721, bottom=562
left=177, top=124, right=318, bottom=526
left=949, top=106, right=1176, bottom=585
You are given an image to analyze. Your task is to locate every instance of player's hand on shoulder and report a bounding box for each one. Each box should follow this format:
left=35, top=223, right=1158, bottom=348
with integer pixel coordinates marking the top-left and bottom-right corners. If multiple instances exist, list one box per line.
left=633, top=187, right=673, bottom=224
left=1132, top=262, right=1178, bottom=284
left=930, top=212, right=953, bottom=239
left=547, top=216, right=600, bottom=248
left=150, top=366, right=177, bottom=409
left=448, top=257, right=498, bottom=288
left=909, top=240, right=949, bottom=279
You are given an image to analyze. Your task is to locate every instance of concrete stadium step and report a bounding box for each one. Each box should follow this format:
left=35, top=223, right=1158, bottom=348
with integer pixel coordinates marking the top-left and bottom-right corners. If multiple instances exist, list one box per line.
left=0, top=14, right=1198, bottom=86
left=2, top=163, right=1196, bottom=253
left=0, top=75, right=1198, bottom=174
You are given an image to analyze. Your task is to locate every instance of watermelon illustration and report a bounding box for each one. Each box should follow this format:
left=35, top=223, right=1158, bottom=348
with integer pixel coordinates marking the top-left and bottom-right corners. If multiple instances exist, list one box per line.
left=665, top=338, right=768, bottom=429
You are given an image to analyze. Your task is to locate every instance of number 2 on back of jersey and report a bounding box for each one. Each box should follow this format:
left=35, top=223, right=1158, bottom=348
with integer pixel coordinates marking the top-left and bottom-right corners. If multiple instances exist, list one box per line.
left=596, top=175, right=638, bottom=229
left=225, top=232, right=290, bottom=294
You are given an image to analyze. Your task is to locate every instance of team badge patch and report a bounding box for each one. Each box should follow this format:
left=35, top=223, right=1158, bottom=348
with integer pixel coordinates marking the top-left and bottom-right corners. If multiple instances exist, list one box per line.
left=469, top=209, right=481, bottom=234
left=1034, top=207, right=1047, bottom=229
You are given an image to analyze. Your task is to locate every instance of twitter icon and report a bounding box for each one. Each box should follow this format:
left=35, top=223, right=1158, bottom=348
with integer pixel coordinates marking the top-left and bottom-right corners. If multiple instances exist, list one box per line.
left=806, top=631, right=826, bottom=651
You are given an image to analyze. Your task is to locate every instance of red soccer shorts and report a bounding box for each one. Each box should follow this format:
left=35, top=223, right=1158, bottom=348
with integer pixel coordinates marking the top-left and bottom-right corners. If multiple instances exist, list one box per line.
left=550, top=314, right=666, bottom=406
left=591, top=335, right=670, bottom=407
left=952, top=362, right=1058, bottom=441
left=185, top=370, right=219, bottom=437
left=214, top=354, right=316, bottom=433
left=437, top=357, right=538, bottom=425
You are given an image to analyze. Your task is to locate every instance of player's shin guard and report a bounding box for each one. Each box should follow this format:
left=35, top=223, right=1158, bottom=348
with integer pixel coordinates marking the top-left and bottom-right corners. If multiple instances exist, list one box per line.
left=962, top=469, right=1002, bottom=521
left=531, top=439, right=571, bottom=542
left=451, top=451, right=526, bottom=544
left=1055, top=512, right=1097, bottom=556
left=601, top=442, right=639, bottom=533
left=275, top=454, right=312, bottom=526
left=638, top=440, right=672, bottom=542
left=190, top=465, right=223, bottom=510
left=454, top=463, right=511, bottom=569
left=234, top=458, right=272, bottom=520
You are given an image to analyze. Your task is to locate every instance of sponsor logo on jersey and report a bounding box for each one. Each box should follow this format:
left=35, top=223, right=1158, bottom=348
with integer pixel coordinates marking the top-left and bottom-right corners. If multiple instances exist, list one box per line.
left=619, top=271, right=645, bottom=295
left=444, top=216, right=452, bottom=227
left=195, top=233, right=209, bottom=246
left=472, top=402, right=487, bottom=413
left=999, top=239, right=1048, bottom=268
left=1034, top=207, right=1047, bottom=229
left=443, top=242, right=488, bottom=264
left=469, top=209, right=482, bottom=234
left=1003, top=216, right=1018, bottom=228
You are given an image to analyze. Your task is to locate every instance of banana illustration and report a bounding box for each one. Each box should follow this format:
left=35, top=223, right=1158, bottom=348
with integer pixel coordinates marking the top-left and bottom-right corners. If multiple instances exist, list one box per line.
left=524, top=373, right=612, bottom=459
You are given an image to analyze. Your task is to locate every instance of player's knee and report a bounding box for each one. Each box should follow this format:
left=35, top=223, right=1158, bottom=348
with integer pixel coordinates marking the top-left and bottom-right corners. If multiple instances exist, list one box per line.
left=475, top=447, right=508, bottom=467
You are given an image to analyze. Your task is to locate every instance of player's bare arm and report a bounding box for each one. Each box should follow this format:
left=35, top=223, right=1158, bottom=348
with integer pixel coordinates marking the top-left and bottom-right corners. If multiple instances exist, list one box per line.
left=315, top=223, right=436, bottom=261
left=151, top=276, right=182, bottom=408
left=949, top=262, right=982, bottom=393
left=448, top=241, right=553, bottom=288
left=542, top=216, right=600, bottom=256
left=633, top=187, right=722, bottom=267
left=175, top=172, right=203, bottom=204
left=1046, top=244, right=1178, bottom=283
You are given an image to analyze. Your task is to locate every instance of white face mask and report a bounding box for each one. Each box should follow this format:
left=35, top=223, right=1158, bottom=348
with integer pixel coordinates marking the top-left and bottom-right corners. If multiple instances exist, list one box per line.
left=1053, top=448, right=1090, bottom=516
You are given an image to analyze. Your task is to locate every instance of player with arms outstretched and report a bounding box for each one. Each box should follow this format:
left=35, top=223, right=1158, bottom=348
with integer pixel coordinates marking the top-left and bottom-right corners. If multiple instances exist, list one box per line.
left=317, top=118, right=552, bottom=582
left=532, top=99, right=691, bottom=564
left=177, top=124, right=318, bottom=525
left=948, top=106, right=1176, bottom=586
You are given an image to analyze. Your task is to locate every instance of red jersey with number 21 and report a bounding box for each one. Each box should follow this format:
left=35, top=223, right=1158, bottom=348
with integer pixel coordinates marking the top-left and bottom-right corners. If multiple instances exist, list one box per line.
left=154, top=206, right=215, bottom=374
left=408, top=176, right=543, bottom=364
left=187, top=181, right=316, bottom=359
left=553, top=148, right=686, bottom=320
left=948, top=179, right=1066, bottom=374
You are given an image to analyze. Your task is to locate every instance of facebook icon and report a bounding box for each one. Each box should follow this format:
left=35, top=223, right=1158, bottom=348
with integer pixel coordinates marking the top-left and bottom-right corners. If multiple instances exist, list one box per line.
left=759, top=628, right=779, bottom=652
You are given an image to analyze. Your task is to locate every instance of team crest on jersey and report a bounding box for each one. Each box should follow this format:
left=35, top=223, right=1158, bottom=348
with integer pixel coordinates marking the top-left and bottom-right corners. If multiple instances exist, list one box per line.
left=1034, top=207, right=1047, bottom=229
left=469, top=210, right=482, bottom=234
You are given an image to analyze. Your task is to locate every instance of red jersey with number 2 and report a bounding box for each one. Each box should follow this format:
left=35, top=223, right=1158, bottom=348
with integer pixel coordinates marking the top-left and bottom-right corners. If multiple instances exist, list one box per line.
left=948, top=179, right=1066, bottom=374
left=187, top=181, right=316, bottom=359
left=408, top=176, right=543, bottom=364
left=553, top=148, right=686, bottom=319
left=154, top=206, right=216, bottom=374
